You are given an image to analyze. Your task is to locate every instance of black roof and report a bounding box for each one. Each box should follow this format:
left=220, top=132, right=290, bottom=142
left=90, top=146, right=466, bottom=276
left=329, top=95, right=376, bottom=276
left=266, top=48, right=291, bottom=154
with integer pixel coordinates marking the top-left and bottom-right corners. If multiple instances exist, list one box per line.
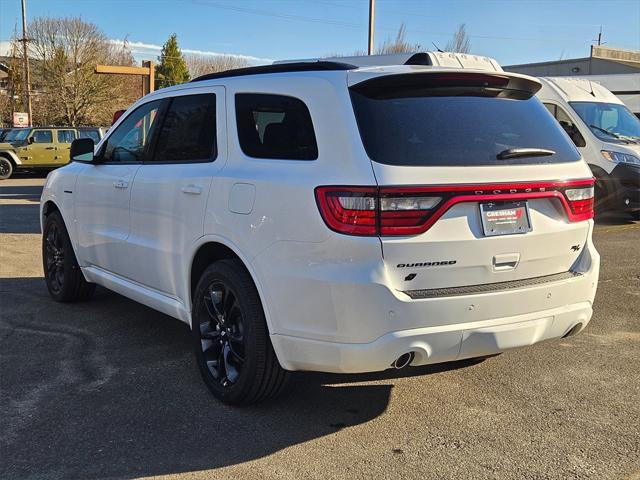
left=190, top=61, right=357, bottom=83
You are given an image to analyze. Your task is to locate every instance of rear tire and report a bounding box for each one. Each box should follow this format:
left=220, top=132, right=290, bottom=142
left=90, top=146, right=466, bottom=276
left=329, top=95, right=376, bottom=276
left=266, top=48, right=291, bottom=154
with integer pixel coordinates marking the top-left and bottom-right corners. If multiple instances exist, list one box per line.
left=42, top=211, right=96, bottom=302
left=0, top=157, right=13, bottom=180
left=192, top=259, right=290, bottom=405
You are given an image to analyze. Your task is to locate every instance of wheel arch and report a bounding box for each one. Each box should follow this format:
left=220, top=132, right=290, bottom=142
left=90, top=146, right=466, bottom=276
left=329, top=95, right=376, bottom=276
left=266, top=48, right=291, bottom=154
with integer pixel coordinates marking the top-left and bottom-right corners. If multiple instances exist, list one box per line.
left=188, top=237, right=285, bottom=364
left=0, top=150, right=21, bottom=166
left=41, top=199, right=61, bottom=231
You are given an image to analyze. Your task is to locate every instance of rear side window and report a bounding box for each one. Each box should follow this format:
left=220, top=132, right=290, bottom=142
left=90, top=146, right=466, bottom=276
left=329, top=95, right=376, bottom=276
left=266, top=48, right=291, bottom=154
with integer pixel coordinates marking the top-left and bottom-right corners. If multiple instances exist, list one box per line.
left=57, top=130, right=76, bottom=143
left=351, top=85, right=581, bottom=166
left=543, top=103, right=586, bottom=148
left=235, top=94, right=318, bottom=160
left=153, top=93, right=217, bottom=162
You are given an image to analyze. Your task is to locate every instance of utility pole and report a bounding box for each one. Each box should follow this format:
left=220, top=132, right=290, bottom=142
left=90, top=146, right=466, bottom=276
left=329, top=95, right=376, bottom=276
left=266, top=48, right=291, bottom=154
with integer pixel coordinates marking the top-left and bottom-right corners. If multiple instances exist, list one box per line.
left=20, top=0, right=33, bottom=127
left=368, top=0, right=375, bottom=55
left=594, top=25, right=605, bottom=46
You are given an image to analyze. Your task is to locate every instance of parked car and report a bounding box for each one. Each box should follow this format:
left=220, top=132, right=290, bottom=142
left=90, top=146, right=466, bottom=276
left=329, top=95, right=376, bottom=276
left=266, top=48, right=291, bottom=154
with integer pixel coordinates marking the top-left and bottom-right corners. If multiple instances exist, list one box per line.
left=0, top=126, right=105, bottom=179
left=537, top=77, right=640, bottom=217
left=41, top=58, right=600, bottom=405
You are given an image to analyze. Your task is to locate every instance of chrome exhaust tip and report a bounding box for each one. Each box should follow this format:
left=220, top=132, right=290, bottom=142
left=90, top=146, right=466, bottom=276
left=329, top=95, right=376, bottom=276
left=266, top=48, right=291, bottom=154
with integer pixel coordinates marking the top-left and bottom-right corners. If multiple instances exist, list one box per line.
left=562, top=323, right=583, bottom=338
left=392, top=352, right=414, bottom=370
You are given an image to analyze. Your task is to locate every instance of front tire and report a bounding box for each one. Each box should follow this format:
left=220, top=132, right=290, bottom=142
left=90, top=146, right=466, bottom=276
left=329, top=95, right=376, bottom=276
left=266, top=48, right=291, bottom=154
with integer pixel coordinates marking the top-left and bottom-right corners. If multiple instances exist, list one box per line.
left=0, top=157, right=13, bottom=180
left=192, top=259, right=290, bottom=405
left=42, top=211, right=96, bottom=302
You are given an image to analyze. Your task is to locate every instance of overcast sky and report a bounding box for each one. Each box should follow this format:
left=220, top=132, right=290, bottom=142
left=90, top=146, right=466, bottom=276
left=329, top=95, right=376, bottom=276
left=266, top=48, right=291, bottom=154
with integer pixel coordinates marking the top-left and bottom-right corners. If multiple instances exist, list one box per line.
left=1, top=0, right=639, bottom=66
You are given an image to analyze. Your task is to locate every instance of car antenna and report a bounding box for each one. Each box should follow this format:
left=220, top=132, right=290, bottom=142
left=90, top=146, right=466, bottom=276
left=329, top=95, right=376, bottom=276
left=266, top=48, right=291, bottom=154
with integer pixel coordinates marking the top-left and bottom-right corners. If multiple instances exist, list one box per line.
left=432, top=42, right=443, bottom=53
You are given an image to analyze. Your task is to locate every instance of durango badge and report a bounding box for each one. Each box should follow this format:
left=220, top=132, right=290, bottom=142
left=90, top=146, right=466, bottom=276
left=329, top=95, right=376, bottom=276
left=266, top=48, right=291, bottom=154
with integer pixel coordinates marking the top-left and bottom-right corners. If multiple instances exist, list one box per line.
left=397, top=261, right=457, bottom=268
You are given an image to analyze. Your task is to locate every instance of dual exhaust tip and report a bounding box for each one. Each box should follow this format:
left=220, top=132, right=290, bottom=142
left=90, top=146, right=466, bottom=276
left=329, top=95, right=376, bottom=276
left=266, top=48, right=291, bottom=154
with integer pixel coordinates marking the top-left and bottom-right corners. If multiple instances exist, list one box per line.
left=392, top=352, right=415, bottom=370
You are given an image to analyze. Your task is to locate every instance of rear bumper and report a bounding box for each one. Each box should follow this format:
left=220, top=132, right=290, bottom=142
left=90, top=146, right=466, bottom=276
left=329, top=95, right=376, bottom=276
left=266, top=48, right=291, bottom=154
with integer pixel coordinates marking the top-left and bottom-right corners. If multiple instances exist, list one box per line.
left=261, top=230, right=599, bottom=374
left=271, top=301, right=593, bottom=373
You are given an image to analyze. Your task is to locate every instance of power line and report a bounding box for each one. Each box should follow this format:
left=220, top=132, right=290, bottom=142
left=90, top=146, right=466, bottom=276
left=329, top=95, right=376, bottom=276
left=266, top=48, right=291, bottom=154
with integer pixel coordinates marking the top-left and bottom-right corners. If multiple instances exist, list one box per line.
left=188, top=0, right=591, bottom=44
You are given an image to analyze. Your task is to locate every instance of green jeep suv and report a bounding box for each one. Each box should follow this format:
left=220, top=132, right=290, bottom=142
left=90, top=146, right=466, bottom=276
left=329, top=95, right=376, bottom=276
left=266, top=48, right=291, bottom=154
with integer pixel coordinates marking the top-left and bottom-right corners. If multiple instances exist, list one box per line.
left=0, top=126, right=104, bottom=179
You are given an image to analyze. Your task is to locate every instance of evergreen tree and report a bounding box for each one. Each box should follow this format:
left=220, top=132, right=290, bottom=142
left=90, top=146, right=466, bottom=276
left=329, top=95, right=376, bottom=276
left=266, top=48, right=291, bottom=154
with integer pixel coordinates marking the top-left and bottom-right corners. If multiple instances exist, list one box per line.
left=156, top=33, right=190, bottom=89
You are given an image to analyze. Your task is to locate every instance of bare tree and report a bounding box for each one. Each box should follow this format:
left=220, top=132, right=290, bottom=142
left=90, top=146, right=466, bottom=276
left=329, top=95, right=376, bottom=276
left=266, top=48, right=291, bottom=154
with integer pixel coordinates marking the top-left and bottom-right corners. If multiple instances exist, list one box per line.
left=326, top=23, right=420, bottom=57
left=185, top=54, right=250, bottom=78
left=0, top=32, right=25, bottom=126
left=377, top=23, right=421, bottom=54
left=27, top=17, right=138, bottom=126
left=445, top=24, right=471, bottom=53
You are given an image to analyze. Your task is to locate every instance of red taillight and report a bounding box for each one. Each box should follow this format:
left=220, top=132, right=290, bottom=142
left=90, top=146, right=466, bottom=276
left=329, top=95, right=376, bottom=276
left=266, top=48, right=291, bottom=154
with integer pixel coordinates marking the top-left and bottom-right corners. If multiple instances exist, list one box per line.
left=315, top=187, right=378, bottom=235
left=378, top=189, right=442, bottom=235
left=315, top=179, right=595, bottom=237
left=564, top=185, right=595, bottom=220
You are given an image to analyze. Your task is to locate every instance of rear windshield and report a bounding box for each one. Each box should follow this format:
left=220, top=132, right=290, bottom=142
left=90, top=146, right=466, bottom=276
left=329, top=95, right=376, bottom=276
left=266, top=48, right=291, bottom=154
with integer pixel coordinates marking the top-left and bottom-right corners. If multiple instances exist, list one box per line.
left=350, top=88, right=581, bottom=166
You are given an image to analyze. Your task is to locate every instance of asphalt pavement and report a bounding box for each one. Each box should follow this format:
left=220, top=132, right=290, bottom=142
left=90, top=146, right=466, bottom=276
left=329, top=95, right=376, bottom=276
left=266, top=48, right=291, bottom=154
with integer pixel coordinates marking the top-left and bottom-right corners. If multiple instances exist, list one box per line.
left=1, top=176, right=638, bottom=480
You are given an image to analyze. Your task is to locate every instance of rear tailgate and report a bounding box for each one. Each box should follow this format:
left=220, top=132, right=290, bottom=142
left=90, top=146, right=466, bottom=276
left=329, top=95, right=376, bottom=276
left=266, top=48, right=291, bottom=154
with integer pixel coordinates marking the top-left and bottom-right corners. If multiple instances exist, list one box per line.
left=372, top=164, right=593, bottom=292
left=348, top=70, right=595, bottom=292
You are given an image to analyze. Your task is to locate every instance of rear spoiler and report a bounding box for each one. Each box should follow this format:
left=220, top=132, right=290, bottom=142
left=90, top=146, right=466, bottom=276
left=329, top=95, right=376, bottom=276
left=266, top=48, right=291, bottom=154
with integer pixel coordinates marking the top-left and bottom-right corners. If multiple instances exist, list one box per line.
left=350, top=72, right=542, bottom=100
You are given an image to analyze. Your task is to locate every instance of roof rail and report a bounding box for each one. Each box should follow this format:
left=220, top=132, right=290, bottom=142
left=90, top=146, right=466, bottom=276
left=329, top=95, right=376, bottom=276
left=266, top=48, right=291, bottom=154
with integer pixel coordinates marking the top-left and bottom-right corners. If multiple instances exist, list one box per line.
left=190, top=61, right=356, bottom=83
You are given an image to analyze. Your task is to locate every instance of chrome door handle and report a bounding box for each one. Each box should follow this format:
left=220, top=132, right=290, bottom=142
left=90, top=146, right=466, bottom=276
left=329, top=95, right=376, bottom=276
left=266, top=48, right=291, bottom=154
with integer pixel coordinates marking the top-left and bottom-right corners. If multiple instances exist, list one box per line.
left=181, top=184, right=202, bottom=195
left=113, top=180, right=129, bottom=189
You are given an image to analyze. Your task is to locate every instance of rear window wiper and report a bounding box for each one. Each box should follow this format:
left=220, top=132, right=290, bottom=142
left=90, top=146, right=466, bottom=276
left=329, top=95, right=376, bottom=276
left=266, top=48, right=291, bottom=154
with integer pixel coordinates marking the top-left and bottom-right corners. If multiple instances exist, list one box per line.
left=496, top=148, right=555, bottom=160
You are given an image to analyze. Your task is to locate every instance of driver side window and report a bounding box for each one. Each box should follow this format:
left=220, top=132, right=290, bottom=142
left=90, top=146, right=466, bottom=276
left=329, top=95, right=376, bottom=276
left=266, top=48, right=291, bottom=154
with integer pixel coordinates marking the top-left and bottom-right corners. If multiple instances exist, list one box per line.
left=101, top=100, right=162, bottom=163
left=544, top=103, right=586, bottom=148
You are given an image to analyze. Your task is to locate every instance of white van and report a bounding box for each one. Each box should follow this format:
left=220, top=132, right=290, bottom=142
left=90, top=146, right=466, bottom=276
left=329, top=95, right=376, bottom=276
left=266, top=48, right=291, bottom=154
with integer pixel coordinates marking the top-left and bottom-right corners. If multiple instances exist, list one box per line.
left=537, top=77, right=640, bottom=216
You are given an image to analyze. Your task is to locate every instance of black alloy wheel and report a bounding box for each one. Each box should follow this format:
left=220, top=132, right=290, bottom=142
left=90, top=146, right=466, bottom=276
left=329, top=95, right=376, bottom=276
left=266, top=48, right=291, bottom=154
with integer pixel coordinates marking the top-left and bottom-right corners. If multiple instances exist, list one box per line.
left=199, top=281, right=246, bottom=386
left=42, top=211, right=95, bottom=302
left=192, top=259, right=290, bottom=405
left=0, top=158, right=12, bottom=180
left=44, top=221, right=65, bottom=295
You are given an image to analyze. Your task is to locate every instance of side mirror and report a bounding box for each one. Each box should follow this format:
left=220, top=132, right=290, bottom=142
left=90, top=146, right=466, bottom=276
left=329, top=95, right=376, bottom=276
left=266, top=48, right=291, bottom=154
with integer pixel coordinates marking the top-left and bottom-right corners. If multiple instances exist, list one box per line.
left=70, top=138, right=95, bottom=163
left=28, top=136, right=34, bottom=144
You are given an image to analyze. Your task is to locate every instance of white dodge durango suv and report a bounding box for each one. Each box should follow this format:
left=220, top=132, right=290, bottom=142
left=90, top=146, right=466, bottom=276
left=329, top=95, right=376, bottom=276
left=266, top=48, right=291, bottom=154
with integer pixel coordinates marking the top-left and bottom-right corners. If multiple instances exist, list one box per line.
left=40, top=60, right=600, bottom=404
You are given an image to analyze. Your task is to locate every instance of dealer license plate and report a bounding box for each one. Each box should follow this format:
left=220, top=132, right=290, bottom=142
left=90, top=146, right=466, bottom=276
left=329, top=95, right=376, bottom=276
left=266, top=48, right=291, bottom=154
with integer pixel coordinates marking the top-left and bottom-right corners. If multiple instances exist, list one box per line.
left=479, top=201, right=532, bottom=237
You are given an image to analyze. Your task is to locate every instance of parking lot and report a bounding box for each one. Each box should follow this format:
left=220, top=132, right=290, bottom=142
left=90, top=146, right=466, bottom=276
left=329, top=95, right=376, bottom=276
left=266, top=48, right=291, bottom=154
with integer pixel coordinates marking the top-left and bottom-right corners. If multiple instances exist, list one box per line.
left=0, top=176, right=638, bottom=480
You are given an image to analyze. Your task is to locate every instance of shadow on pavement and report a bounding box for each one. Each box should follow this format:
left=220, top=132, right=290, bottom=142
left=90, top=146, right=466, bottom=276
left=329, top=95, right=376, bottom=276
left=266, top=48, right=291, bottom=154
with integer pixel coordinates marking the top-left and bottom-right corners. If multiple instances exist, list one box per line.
left=0, top=277, right=475, bottom=479
left=0, top=184, right=44, bottom=201
left=0, top=203, right=41, bottom=234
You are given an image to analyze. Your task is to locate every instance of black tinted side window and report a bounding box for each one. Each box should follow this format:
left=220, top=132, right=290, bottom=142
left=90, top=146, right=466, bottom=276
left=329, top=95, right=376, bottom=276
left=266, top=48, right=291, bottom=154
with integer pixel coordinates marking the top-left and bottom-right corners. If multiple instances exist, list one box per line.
left=153, top=94, right=217, bottom=162
left=235, top=94, right=318, bottom=160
